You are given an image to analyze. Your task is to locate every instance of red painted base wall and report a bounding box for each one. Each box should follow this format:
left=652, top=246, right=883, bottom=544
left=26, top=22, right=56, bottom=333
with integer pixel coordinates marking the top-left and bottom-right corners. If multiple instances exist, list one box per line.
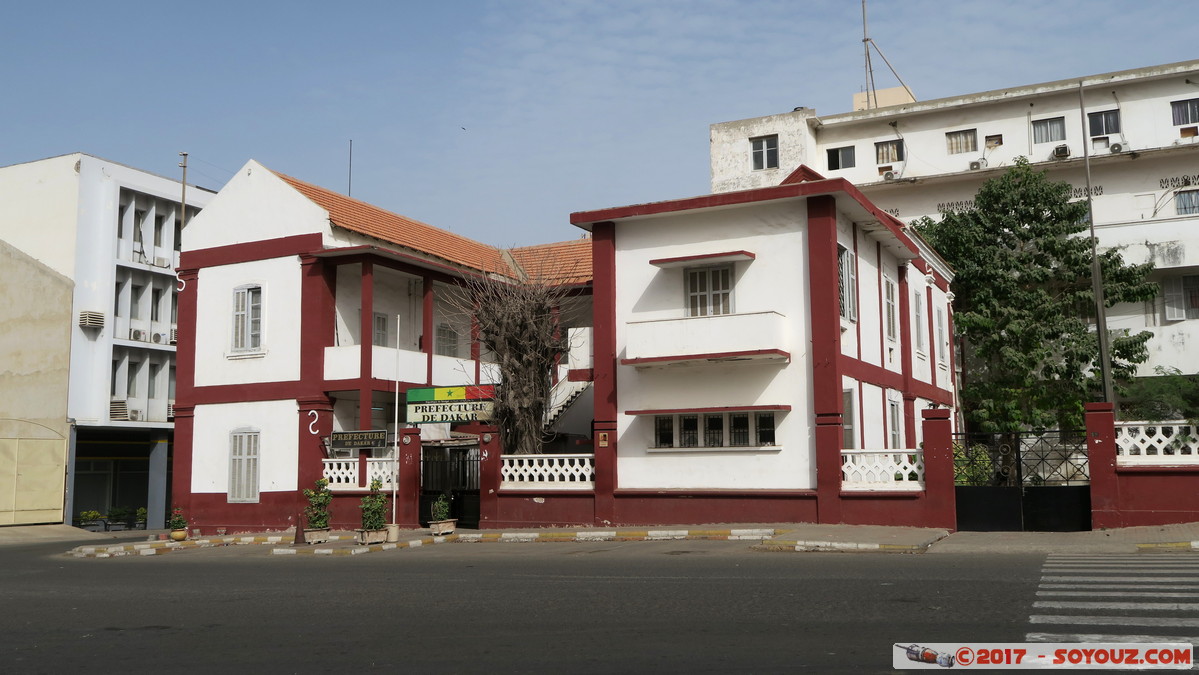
left=611, top=492, right=819, bottom=526
left=489, top=493, right=596, bottom=528
left=1094, top=470, right=1199, bottom=529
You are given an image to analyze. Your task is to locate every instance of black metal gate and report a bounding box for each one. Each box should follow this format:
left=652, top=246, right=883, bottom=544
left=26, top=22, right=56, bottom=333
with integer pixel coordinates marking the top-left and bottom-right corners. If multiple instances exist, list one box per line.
left=954, top=430, right=1091, bottom=532
left=420, top=445, right=481, bottom=529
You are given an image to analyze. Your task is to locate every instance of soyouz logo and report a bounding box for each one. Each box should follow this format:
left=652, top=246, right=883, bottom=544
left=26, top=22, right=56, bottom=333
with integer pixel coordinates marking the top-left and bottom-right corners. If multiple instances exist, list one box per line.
left=893, top=642, right=1193, bottom=670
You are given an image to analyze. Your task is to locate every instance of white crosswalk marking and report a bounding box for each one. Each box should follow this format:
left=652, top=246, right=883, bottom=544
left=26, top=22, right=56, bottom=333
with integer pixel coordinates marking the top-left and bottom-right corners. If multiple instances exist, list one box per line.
left=1026, top=553, right=1199, bottom=655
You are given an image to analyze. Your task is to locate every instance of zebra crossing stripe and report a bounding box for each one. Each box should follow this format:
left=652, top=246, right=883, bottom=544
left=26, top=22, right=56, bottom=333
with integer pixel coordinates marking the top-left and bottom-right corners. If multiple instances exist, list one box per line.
left=1027, top=632, right=1199, bottom=644
left=1031, top=615, right=1199, bottom=628
left=1034, top=600, right=1199, bottom=611
left=1038, top=591, right=1199, bottom=598
left=1042, top=583, right=1199, bottom=590
left=1042, top=575, right=1199, bottom=583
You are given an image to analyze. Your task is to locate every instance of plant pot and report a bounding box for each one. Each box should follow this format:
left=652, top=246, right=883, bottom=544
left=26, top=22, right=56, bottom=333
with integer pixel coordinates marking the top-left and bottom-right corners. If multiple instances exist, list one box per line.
left=385, top=524, right=400, bottom=543
left=356, top=528, right=388, bottom=545
left=304, top=528, right=331, bottom=545
left=169, top=529, right=188, bottom=542
left=429, top=519, right=457, bottom=536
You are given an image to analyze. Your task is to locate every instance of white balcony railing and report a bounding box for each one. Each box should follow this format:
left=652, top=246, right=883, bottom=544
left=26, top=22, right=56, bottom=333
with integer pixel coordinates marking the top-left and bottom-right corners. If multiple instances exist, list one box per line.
left=1115, top=422, right=1199, bottom=466
left=624, top=311, right=787, bottom=365
left=501, top=454, right=595, bottom=490
left=841, top=449, right=924, bottom=491
left=322, top=458, right=398, bottom=492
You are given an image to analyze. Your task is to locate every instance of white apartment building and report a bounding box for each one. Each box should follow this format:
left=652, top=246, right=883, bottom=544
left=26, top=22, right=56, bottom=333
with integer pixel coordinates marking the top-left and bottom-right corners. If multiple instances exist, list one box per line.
left=0, top=154, right=213, bottom=527
left=710, top=59, right=1199, bottom=381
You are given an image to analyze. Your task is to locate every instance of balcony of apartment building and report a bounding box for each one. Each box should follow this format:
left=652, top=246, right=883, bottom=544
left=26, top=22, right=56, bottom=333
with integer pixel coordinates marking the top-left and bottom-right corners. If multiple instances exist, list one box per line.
left=622, top=310, right=788, bottom=368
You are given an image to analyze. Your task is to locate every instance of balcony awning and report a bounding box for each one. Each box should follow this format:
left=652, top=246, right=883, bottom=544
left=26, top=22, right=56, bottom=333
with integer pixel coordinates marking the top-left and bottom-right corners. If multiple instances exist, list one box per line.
left=649, top=250, right=755, bottom=268
left=626, top=405, right=791, bottom=416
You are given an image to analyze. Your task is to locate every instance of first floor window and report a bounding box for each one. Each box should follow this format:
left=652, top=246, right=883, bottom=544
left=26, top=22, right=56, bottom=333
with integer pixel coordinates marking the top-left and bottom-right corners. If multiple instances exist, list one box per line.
left=232, top=285, right=262, bottom=351
left=127, top=360, right=140, bottom=397
left=1172, top=98, right=1199, bottom=126
left=373, top=312, right=389, bottom=347
left=686, top=265, right=732, bottom=317
left=842, top=390, right=856, bottom=449
left=1032, top=117, right=1066, bottom=144
left=945, top=129, right=977, bottom=154
left=148, top=362, right=160, bottom=399
left=1088, top=110, right=1120, bottom=137
left=827, top=146, right=855, bottom=170
left=888, top=400, right=902, bottom=449
left=652, top=411, right=777, bottom=448
left=1164, top=275, right=1199, bottom=321
left=838, top=246, right=857, bottom=321
left=884, top=278, right=897, bottom=340
left=1177, top=190, right=1199, bottom=216
left=914, top=291, right=927, bottom=352
left=875, top=140, right=904, bottom=164
left=751, top=135, right=779, bottom=170
left=435, top=323, right=459, bottom=357
left=936, top=307, right=948, bottom=364
left=229, top=430, right=260, bottom=503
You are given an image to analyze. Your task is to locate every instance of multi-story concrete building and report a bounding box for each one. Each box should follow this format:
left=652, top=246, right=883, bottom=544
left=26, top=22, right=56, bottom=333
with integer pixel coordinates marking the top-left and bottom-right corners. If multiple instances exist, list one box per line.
left=0, top=154, right=214, bottom=527
left=710, top=59, right=1199, bottom=382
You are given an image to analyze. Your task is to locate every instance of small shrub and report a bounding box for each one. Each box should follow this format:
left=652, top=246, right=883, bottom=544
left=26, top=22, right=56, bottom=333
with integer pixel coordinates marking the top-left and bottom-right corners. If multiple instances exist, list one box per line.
left=431, top=493, right=452, bottom=522
left=359, top=479, right=388, bottom=531
left=168, top=506, right=188, bottom=531
left=79, top=510, right=103, bottom=522
left=303, top=478, right=333, bottom=529
left=135, top=507, right=148, bottom=522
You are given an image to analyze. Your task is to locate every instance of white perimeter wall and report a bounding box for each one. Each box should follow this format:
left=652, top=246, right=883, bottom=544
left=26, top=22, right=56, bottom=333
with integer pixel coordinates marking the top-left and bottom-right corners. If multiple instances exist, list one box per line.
left=191, top=399, right=298, bottom=494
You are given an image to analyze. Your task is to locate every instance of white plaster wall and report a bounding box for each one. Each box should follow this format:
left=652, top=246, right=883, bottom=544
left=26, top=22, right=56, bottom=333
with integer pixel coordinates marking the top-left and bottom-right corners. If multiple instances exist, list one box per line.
left=190, top=399, right=298, bottom=494
left=710, top=110, right=817, bottom=193
left=0, top=154, right=81, bottom=278
left=612, top=200, right=816, bottom=489
left=182, top=159, right=331, bottom=252
left=194, top=257, right=302, bottom=386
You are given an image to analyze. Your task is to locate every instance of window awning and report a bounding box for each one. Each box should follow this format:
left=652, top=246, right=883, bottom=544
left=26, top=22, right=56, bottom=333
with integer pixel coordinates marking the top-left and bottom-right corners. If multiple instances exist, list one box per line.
left=649, top=250, right=755, bottom=268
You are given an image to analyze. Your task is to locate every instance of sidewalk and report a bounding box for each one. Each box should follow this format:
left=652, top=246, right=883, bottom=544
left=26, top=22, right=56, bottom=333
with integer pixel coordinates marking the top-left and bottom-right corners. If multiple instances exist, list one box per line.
left=5, top=520, right=1196, bottom=558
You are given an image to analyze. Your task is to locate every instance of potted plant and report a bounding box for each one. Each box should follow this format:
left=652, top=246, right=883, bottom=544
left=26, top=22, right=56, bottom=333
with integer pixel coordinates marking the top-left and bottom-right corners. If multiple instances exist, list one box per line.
left=357, top=479, right=389, bottom=545
left=168, top=506, right=188, bottom=541
left=302, top=478, right=333, bottom=544
left=106, top=506, right=130, bottom=531
left=77, top=510, right=104, bottom=532
left=135, top=507, right=148, bottom=530
left=429, top=492, right=457, bottom=536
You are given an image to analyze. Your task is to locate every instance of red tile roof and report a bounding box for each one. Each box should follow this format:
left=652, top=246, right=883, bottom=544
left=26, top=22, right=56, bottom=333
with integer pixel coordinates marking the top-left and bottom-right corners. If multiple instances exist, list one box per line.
left=274, top=170, right=510, bottom=275
left=508, top=238, right=593, bottom=285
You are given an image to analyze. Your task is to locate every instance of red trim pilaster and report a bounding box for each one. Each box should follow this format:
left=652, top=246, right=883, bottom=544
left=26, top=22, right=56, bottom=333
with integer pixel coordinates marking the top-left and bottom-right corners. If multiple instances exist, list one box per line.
left=359, top=261, right=374, bottom=430
left=171, top=405, right=195, bottom=515
left=591, top=222, right=618, bottom=526
left=297, top=395, right=333, bottom=493
left=299, top=255, right=335, bottom=389
left=173, top=267, right=200, bottom=514
left=920, top=408, right=957, bottom=530
left=477, top=425, right=502, bottom=526
left=807, top=195, right=843, bottom=524
left=898, top=264, right=917, bottom=447
left=1086, top=402, right=1120, bottom=529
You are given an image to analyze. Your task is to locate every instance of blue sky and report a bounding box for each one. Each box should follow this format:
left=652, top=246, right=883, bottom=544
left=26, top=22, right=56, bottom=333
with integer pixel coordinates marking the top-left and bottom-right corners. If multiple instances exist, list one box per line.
left=2, top=1, right=1193, bottom=247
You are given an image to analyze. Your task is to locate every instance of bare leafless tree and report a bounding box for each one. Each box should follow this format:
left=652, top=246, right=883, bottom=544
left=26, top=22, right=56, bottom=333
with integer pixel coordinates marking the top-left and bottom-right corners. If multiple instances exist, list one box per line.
left=442, top=249, right=587, bottom=455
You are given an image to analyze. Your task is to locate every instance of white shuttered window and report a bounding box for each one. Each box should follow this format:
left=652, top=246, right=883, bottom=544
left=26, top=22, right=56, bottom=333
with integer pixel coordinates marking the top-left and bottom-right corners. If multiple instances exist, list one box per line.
left=232, top=286, right=262, bottom=351
left=229, top=430, right=260, bottom=503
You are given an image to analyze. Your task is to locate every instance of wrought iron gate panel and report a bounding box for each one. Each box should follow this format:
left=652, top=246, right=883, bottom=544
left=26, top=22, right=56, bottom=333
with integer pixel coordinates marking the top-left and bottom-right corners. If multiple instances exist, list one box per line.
left=953, top=430, right=1090, bottom=532
left=420, top=446, right=481, bottom=529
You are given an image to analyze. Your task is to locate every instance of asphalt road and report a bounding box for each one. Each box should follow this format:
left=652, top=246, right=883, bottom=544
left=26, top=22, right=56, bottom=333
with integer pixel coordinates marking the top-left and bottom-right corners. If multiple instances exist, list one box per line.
left=1, top=538, right=1045, bottom=673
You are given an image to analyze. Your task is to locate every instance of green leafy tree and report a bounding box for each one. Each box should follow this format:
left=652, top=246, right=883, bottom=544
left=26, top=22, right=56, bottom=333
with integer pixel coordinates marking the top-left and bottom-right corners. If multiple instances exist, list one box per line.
left=1120, top=366, right=1199, bottom=422
left=915, top=158, right=1156, bottom=432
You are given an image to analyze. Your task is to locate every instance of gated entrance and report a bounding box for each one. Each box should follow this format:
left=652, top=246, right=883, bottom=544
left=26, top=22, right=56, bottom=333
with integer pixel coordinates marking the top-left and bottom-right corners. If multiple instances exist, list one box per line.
left=420, top=443, right=481, bottom=529
left=953, top=430, right=1091, bottom=532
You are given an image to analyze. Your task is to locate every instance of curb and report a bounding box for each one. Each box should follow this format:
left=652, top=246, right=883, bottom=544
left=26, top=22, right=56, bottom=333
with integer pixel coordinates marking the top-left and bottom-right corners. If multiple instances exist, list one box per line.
left=68, top=534, right=357, bottom=558
left=752, top=540, right=929, bottom=553
left=1136, top=541, right=1199, bottom=552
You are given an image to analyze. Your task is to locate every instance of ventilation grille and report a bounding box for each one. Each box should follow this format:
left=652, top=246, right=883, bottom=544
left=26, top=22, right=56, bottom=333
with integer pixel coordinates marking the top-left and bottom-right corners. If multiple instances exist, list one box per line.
left=78, top=311, right=105, bottom=328
left=109, top=399, right=129, bottom=421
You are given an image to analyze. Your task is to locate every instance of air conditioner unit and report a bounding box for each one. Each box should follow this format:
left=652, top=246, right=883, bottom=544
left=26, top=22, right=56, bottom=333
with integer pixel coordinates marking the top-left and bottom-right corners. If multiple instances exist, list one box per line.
left=152, top=332, right=167, bottom=344
left=883, top=171, right=897, bottom=181
left=128, top=409, right=144, bottom=422
left=1052, top=144, right=1071, bottom=159
left=170, top=328, right=178, bottom=344
left=154, top=257, right=170, bottom=268
left=130, top=329, right=148, bottom=342
left=78, top=311, right=105, bottom=328
left=968, top=159, right=987, bottom=171
left=1110, top=142, right=1128, bottom=154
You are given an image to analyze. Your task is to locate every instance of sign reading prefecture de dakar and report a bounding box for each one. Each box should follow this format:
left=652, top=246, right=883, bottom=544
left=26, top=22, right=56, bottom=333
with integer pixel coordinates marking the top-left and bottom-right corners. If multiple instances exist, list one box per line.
left=406, top=385, right=496, bottom=424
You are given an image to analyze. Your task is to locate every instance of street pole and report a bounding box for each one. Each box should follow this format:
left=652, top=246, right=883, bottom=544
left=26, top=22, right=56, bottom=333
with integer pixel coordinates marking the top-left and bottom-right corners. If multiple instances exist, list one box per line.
left=392, top=314, right=400, bottom=525
left=1078, top=81, right=1115, bottom=404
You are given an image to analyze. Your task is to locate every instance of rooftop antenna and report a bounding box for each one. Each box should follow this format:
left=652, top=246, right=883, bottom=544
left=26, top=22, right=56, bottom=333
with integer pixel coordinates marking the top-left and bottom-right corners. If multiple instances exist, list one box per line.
left=861, top=0, right=916, bottom=109
left=347, top=139, right=353, bottom=197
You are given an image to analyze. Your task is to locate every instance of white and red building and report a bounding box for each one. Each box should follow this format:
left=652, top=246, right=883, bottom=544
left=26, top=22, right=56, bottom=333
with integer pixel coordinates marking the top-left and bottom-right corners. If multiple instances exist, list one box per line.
left=569, top=166, right=957, bottom=527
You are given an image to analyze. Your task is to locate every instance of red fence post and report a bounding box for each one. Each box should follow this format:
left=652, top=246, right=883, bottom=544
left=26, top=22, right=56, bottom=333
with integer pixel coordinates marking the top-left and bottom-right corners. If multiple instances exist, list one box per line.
left=395, top=427, right=423, bottom=528
left=920, top=408, right=957, bottom=530
left=478, top=426, right=502, bottom=527
left=1086, top=402, right=1120, bottom=529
